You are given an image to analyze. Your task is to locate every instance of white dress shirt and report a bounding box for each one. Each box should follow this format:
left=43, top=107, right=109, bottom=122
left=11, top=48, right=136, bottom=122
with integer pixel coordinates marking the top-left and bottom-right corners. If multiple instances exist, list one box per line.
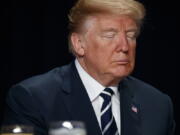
left=75, top=59, right=121, bottom=134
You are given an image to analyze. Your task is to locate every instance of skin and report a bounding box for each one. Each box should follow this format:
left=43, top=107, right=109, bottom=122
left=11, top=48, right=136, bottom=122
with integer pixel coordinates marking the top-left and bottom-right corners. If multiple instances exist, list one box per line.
left=71, top=14, right=139, bottom=87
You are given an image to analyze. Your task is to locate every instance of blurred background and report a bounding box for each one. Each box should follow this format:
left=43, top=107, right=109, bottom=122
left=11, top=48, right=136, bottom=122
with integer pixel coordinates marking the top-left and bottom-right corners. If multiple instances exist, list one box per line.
left=1, top=0, right=179, bottom=134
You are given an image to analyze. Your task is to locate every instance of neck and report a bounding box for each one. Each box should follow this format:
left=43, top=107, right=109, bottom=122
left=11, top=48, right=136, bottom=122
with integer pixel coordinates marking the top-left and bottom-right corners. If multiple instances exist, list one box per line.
left=77, top=58, right=123, bottom=87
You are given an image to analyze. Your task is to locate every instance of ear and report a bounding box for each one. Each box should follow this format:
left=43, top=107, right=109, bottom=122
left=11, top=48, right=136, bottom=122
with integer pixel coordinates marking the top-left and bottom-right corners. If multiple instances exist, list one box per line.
left=70, top=33, right=85, bottom=56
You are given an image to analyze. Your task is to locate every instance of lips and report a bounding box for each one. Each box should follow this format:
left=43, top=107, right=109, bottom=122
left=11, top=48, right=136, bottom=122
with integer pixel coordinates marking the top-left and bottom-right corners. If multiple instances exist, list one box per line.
left=114, top=59, right=130, bottom=64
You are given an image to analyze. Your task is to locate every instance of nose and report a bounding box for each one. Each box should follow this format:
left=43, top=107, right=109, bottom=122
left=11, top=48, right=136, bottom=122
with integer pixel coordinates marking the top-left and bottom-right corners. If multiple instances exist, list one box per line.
left=116, top=34, right=129, bottom=53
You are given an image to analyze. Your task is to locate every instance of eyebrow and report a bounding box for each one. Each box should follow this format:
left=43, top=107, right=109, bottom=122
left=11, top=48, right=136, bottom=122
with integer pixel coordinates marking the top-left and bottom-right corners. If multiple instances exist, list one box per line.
left=126, top=28, right=138, bottom=33
left=101, top=28, right=138, bottom=33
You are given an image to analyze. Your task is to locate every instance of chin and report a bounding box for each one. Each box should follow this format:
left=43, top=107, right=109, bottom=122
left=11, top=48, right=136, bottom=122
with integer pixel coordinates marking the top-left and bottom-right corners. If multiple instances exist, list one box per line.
left=113, top=68, right=133, bottom=78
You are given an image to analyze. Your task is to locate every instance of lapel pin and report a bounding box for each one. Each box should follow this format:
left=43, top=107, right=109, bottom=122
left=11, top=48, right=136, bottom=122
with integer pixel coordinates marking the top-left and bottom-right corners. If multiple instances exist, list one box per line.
left=131, top=105, right=138, bottom=113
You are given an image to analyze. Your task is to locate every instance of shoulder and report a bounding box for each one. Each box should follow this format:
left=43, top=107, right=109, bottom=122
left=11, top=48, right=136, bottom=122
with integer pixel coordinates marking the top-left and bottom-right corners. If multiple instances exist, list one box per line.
left=124, top=76, right=175, bottom=133
left=6, top=62, right=75, bottom=115
left=8, top=62, right=74, bottom=99
left=124, top=76, right=165, bottom=96
left=123, top=76, right=172, bottom=104
left=122, top=76, right=174, bottom=121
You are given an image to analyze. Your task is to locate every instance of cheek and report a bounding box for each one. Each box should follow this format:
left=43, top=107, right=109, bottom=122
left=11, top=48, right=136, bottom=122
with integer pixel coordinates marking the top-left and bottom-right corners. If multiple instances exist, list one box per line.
left=86, top=39, right=104, bottom=57
left=85, top=35, right=114, bottom=65
left=84, top=42, right=104, bottom=65
left=129, top=44, right=136, bottom=56
left=129, top=47, right=136, bottom=68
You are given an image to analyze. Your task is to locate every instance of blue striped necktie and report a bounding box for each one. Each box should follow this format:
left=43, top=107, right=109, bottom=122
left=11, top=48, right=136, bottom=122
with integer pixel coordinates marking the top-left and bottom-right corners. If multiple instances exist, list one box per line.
left=100, top=88, right=119, bottom=135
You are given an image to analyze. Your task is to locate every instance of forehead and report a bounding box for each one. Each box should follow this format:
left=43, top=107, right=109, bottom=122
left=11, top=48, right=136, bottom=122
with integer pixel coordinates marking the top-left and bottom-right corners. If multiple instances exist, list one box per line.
left=83, top=14, right=138, bottom=32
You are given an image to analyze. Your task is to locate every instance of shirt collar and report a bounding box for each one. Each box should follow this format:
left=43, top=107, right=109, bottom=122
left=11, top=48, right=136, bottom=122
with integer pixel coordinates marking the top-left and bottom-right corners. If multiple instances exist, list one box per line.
left=75, top=59, right=119, bottom=102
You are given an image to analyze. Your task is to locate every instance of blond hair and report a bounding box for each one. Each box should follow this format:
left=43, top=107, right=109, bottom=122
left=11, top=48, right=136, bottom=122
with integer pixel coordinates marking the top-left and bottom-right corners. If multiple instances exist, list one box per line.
left=68, top=0, right=146, bottom=54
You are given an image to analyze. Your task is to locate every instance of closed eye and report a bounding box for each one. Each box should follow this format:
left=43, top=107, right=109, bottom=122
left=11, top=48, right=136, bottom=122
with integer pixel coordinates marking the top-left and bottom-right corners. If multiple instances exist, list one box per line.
left=126, top=31, right=137, bottom=40
left=102, top=32, right=116, bottom=38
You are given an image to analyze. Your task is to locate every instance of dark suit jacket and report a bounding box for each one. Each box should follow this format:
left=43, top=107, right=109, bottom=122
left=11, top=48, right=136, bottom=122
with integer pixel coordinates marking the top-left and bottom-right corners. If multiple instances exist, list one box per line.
left=3, top=62, right=175, bottom=135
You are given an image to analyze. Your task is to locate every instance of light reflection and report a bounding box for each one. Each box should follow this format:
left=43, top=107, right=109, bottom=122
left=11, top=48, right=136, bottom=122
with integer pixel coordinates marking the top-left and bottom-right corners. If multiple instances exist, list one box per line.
left=13, top=126, right=22, bottom=133
left=62, top=121, right=73, bottom=129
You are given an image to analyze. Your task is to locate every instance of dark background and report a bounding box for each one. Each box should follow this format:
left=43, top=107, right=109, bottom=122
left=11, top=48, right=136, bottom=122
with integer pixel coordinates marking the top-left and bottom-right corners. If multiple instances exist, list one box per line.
left=1, top=0, right=179, bottom=134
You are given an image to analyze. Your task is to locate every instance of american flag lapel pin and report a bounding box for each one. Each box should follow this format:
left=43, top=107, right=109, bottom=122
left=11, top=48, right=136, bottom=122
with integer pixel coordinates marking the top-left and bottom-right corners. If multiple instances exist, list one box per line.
left=131, top=105, right=138, bottom=113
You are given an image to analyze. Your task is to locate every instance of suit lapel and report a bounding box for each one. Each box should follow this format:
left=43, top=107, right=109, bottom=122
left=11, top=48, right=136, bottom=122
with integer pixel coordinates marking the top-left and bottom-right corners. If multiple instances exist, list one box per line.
left=120, top=78, right=142, bottom=135
left=60, top=62, right=102, bottom=135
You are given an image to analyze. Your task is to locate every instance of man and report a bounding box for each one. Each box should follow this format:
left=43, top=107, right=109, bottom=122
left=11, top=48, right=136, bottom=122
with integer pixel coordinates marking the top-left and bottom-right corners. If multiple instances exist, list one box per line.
left=3, top=0, right=175, bottom=135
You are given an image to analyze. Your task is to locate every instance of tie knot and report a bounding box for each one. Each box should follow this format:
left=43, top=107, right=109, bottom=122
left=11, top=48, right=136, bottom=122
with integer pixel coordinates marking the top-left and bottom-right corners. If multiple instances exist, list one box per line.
left=100, top=88, right=114, bottom=100
left=103, top=88, right=114, bottom=95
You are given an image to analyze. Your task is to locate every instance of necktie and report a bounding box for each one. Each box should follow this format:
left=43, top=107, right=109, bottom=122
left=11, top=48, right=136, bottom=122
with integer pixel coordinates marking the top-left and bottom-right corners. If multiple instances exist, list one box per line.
left=100, top=88, right=119, bottom=135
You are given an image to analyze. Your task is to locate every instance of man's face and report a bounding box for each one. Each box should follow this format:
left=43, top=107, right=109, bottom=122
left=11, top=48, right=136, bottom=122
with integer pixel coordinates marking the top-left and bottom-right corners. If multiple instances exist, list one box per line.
left=75, top=14, right=138, bottom=85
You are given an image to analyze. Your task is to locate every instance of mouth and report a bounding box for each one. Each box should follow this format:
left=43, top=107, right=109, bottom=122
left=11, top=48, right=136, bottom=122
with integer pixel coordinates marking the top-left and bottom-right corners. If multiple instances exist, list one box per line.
left=114, top=60, right=130, bottom=65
